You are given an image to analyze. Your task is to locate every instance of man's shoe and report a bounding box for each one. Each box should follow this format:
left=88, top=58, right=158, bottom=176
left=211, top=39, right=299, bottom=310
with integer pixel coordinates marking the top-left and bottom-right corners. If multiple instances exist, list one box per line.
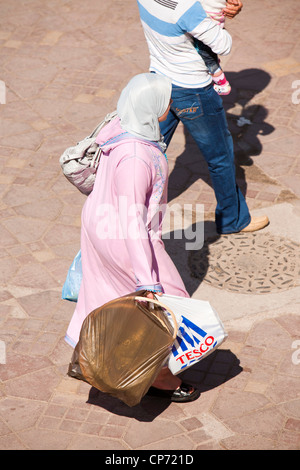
left=240, top=215, right=269, bottom=233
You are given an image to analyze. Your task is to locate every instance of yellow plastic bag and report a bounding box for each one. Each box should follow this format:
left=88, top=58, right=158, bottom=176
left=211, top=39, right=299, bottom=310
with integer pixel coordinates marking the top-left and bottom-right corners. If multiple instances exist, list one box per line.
left=68, top=290, right=178, bottom=407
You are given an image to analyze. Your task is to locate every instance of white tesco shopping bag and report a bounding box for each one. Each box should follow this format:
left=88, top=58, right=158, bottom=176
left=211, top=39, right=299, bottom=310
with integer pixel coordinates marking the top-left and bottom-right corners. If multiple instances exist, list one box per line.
left=158, top=294, right=227, bottom=375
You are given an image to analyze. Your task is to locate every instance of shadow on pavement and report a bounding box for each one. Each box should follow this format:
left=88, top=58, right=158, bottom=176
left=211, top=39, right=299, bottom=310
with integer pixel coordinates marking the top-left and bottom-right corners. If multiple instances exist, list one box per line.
left=179, top=348, right=243, bottom=393
left=167, top=68, right=274, bottom=204
left=163, top=220, right=220, bottom=297
left=86, top=349, right=242, bottom=422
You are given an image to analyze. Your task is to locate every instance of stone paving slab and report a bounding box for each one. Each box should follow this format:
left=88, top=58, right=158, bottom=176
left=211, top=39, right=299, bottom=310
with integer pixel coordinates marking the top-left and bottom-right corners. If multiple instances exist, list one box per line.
left=0, top=0, right=300, bottom=451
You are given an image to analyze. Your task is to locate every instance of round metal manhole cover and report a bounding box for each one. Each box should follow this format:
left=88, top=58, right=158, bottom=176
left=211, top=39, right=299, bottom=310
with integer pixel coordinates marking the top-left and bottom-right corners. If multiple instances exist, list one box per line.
left=188, top=233, right=300, bottom=294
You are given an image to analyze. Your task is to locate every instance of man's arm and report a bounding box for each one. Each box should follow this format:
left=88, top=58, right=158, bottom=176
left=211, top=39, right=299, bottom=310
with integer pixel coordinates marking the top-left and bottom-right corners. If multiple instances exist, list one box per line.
left=223, top=0, right=243, bottom=19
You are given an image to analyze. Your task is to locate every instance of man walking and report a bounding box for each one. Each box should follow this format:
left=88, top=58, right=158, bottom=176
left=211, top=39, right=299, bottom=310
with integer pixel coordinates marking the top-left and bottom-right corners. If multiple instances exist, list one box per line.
left=136, top=0, right=269, bottom=234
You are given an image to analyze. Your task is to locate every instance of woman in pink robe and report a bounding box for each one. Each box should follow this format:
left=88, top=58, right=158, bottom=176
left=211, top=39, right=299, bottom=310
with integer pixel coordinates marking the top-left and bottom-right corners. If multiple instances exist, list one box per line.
left=65, top=73, right=199, bottom=402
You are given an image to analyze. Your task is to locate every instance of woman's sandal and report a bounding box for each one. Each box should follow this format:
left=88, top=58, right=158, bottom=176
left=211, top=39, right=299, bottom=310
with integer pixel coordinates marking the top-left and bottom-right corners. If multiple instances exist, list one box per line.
left=147, top=382, right=200, bottom=402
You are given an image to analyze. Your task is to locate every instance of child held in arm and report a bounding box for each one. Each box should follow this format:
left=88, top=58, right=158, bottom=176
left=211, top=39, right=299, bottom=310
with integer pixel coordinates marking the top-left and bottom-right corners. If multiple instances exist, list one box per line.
left=194, top=0, right=231, bottom=95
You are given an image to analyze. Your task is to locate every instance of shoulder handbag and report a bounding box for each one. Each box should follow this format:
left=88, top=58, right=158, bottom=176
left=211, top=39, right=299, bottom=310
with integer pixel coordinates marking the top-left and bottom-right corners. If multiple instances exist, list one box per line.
left=59, top=110, right=117, bottom=195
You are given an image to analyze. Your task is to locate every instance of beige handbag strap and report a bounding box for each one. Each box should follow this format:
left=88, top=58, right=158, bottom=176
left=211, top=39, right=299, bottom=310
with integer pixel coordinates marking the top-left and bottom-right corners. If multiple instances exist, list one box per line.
left=135, top=296, right=178, bottom=340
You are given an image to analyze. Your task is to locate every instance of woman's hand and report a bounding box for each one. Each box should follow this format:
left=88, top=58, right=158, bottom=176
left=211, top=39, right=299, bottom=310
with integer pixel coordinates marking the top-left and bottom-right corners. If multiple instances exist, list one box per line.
left=146, top=291, right=162, bottom=299
left=223, top=0, right=243, bottom=19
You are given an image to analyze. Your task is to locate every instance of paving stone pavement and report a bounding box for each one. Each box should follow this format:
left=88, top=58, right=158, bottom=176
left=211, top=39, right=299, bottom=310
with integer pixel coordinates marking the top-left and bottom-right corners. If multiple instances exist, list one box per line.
left=0, top=0, right=300, bottom=451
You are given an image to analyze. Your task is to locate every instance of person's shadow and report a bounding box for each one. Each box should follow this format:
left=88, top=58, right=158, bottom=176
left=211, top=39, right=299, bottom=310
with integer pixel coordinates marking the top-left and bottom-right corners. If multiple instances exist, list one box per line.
left=168, top=68, right=275, bottom=203
left=87, top=348, right=243, bottom=422
left=162, top=220, right=219, bottom=297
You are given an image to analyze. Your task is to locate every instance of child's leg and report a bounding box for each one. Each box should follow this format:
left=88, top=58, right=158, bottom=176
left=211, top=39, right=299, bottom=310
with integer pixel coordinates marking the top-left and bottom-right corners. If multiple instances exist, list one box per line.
left=194, top=39, right=231, bottom=95
left=212, top=70, right=231, bottom=95
left=194, top=39, right=220, bottom=75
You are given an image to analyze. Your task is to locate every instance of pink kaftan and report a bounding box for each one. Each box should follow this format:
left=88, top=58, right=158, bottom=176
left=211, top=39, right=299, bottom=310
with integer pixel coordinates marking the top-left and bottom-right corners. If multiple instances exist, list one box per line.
left=65, top=117, right=189, bottom=347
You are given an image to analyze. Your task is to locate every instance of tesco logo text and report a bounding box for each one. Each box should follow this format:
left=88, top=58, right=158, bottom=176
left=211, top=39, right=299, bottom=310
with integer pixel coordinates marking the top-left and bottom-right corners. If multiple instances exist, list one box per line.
left=175, top=335, right=215, bottom=365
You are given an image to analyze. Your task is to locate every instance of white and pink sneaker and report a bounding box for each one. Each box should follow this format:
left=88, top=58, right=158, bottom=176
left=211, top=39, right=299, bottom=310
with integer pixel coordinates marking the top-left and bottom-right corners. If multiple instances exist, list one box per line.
left=213, top=80, right=231, bottom=95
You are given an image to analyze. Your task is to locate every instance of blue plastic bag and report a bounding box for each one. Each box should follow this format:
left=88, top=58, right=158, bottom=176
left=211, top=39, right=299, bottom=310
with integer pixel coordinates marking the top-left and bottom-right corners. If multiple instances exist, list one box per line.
left=62, top=250, right=82, bottom=302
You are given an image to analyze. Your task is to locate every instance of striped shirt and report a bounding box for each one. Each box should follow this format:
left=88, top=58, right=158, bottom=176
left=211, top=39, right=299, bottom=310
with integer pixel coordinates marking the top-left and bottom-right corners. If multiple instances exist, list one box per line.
left=137, top=0, right=232, bottom=88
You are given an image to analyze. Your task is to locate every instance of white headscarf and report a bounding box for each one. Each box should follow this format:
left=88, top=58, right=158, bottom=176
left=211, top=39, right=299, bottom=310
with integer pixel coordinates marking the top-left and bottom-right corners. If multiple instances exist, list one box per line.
left=117, top=73, right=172, bottom=147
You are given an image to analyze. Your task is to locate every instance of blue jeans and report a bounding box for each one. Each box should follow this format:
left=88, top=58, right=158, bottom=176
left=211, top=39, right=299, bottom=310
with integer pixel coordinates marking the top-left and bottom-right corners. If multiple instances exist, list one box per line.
left=160, top=83, right=251, bottom=234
